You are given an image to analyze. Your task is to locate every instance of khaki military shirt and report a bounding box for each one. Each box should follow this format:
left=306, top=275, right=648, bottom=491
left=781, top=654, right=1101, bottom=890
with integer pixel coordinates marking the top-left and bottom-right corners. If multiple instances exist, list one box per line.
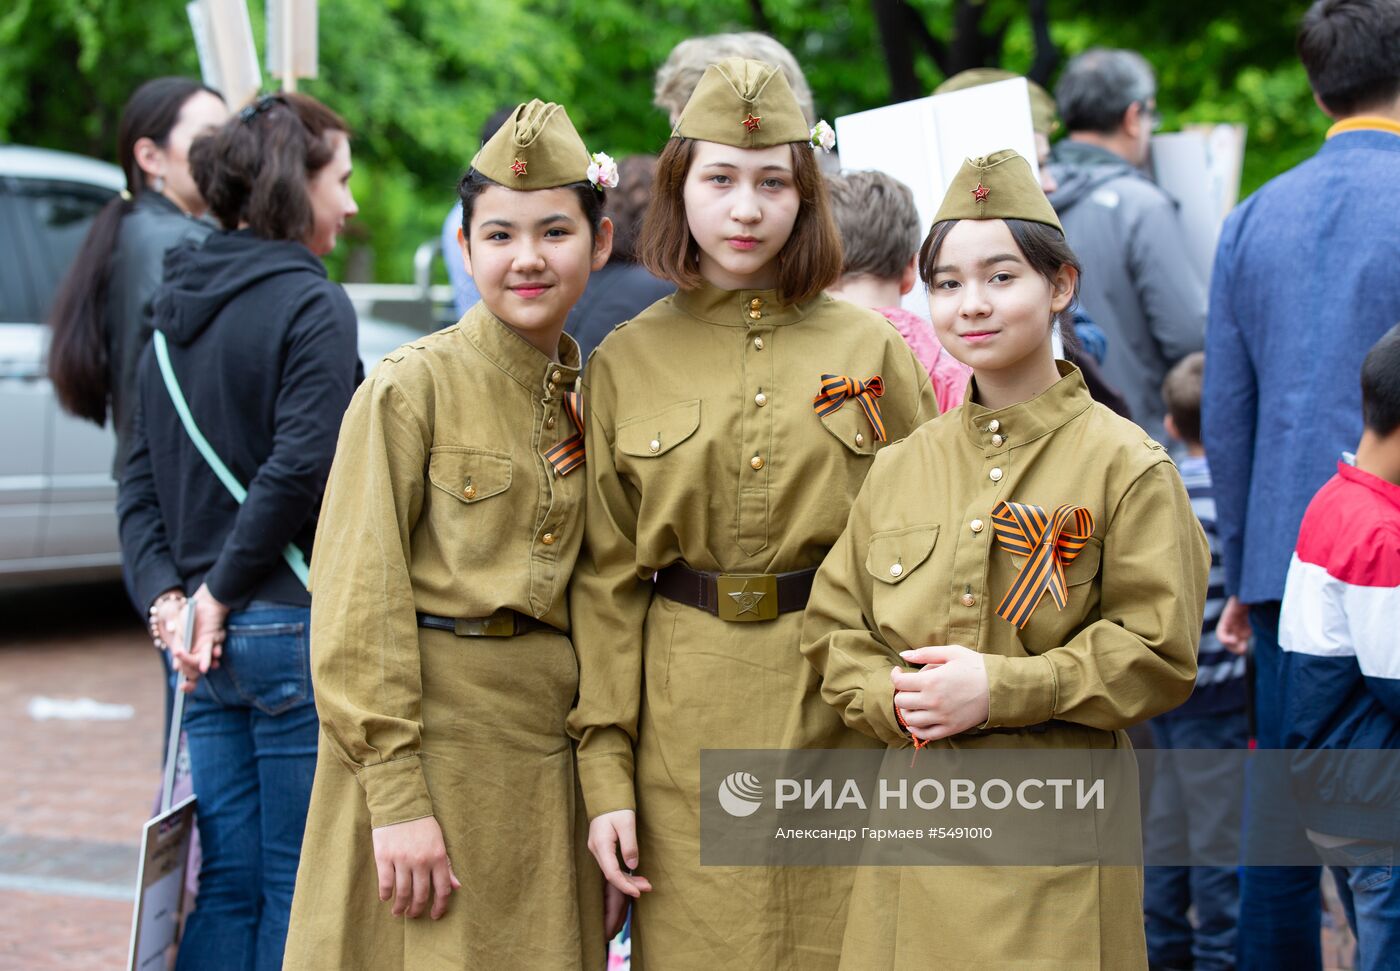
left=802, top=362, right=1208, bottom=743
left=567, top=284, right=938, bottom=816
left=308, top=303, right=585, bottom=828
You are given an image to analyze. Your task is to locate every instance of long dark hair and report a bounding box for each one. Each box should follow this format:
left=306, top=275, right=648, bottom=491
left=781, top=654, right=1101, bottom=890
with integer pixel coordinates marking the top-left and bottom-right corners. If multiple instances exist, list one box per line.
left=191, top=92, right=348, bottom=241
left=48, top=77, right=221, bottom=425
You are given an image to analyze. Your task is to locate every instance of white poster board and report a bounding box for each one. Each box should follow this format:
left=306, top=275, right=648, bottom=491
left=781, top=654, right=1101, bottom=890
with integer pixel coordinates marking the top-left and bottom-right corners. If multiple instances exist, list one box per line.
left=187, top=0, right=262, bottom=108
left=266, top=0, right=319, bottom=89
left=127, top=794, right=197, bottom=971
left=1151, top=124, right=1247, bottom=287
left=835, top=79, right=1040, bottom=316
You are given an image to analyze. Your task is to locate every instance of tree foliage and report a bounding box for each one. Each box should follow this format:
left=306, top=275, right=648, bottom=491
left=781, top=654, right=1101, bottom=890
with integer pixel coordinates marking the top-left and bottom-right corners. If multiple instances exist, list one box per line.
left=1, top=0, right=1326, bottom=283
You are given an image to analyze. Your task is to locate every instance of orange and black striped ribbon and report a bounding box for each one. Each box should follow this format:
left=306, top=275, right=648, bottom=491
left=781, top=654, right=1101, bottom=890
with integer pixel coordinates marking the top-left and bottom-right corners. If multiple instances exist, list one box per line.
left=813, top=373, right=887, bottom=441
left=543, top=391, right=586, bottom=476
left=991, top=500, right=1095, bottom=628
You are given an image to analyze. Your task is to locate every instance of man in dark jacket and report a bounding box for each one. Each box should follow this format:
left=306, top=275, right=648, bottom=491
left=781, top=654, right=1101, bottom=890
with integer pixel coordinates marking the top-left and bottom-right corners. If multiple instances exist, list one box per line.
left=1047, top=48, right=1207, bottom=437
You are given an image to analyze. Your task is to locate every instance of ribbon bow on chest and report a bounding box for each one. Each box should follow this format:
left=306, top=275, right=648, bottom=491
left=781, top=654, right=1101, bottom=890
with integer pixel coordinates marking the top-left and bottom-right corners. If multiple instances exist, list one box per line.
left=543, top=391, right=586, bottom=476
left=990, top=500, right=1096, bottom=628
left=813, top=373, right=887, bottom=442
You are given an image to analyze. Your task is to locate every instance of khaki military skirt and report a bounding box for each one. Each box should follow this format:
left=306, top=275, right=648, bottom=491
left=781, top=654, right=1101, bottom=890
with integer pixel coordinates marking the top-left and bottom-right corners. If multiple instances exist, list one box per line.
left=284, top=627, right=605, bottom=970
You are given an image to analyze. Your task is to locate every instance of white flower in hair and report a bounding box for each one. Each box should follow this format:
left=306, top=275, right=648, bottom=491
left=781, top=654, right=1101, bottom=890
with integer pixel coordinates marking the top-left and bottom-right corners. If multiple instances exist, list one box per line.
left=809, top=120, right=836, bottom=153
left=587, top=152, right=620, bottom=190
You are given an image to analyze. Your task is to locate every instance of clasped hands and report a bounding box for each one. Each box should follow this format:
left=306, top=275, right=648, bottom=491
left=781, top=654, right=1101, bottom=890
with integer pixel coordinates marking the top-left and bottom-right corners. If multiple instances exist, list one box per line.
left=150, top=583, right=230, bottom=691
left=891, top=645, right=991, bottom=742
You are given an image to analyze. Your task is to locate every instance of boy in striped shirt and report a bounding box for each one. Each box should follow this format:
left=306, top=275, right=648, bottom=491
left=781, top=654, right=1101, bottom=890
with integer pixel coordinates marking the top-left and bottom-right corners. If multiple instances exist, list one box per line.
left=1144, top=351, right=1249, bottom=971
left=1280, top=323, right=1400, bottom=968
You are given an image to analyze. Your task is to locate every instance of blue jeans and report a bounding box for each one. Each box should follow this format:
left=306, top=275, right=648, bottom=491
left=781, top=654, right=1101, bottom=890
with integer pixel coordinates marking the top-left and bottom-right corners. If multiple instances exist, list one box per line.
left=1144, top=708, right=1249, bottom=970
left=177, top=603, right=317, bottom=971
left=1327, top=842, right=1400, bottom=971
left=1237, top=602, right=1321, bottom=971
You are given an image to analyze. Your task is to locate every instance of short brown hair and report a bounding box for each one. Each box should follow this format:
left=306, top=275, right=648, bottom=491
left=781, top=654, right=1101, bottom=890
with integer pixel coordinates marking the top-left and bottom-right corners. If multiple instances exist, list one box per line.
left=191, top=92, right=349, bottom=242
left=826, top=170, right=922, bottom=281
left=1162, top=351, right=1205, bottom=444
left=638, top=137, right=843, bottom=306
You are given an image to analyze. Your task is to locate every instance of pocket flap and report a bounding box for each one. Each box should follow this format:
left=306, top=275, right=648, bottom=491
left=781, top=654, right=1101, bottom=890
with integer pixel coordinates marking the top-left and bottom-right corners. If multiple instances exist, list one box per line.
left=865, top=525, right=940, bottom=585
left=617, top=399, right=701, bottom=457
left=428, top=447, right=512, bottom=503
left=1009, top=536, right=1102, bottom=587
left=819, top=407, right=880, bottom=456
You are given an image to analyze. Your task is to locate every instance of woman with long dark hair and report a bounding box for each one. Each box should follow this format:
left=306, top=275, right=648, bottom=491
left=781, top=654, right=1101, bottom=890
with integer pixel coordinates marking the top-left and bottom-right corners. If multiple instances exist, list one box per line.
left=47, top=76, right=227, bottom=477
left=117, top=92, right=361, bottom=971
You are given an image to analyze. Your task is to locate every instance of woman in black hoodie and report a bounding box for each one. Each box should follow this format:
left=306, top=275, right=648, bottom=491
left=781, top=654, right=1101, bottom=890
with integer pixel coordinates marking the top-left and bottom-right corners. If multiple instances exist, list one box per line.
left=117, top=92, right=360, bottom=971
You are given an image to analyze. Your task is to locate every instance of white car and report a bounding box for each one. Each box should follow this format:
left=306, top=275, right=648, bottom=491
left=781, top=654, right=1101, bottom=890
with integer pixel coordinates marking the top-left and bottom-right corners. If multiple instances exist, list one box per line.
left=0, top=145, right=445, bottom=588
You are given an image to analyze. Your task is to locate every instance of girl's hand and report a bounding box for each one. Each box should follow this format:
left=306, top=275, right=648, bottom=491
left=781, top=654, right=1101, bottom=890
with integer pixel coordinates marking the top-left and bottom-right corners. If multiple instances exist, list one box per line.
left=890, top=645, right=991, bottom=742
left=603, top=883, right=630, bottom=939
left=1216, top=596, right=1252, bottom=656
left=371, top=815, right=462, bottom=919
left=587, top=810, right=653, bottom=898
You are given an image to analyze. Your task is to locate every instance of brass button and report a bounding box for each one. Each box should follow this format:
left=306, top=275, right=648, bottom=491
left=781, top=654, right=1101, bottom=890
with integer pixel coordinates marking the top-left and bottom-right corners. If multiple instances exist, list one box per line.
left=750, top=455, right=765, bottom=471
left=889, top=562, right=903, bottom=578
left=749, top=310, right=763, bottom=320
left=754, top=392, right=767, bottom=407
left=546, top=414, right=556, bottom=429
left=961, top=592, right=977, bottom=607
left=542, top=532, right=556, bottom=546
left=992, top=434, right=1005, bottom=447
left=989, top=467, right=1004, bottom=482
left=987, top=420, right=1000, bottom=433
left=649, top=439, right=661, bottom=453
left=753, top=336, right=764, bottom=351
left=551, top=369, right=563, bottom=384
left=970, top=518, right=985, bottom=533
left=750, top=297, right=763, bottom=309
left=463, top=485, right=477, bottom=500
left=855, top=433, right=865, bottom=447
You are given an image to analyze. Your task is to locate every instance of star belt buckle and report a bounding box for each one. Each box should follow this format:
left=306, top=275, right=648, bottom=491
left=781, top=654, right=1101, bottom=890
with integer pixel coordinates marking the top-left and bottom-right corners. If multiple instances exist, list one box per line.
left=716, top=574, right=779, bottom=622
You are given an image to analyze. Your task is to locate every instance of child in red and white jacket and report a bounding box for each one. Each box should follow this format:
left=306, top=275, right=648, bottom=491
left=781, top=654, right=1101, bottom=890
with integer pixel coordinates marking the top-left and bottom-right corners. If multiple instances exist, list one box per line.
left=1279, top=323, right=1400, bottom=971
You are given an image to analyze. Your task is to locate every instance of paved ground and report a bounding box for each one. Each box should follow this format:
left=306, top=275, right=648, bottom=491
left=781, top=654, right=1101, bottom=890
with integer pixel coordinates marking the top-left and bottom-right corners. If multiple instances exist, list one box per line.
left=0, top=581, right=162, bottom=970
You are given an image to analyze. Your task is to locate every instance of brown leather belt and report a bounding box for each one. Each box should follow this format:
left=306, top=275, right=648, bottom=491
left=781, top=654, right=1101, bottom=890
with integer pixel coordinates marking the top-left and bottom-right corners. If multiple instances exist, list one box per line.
left=416, top=608, right=559, bottom=638
left=654, top=562, right=817, bottom=622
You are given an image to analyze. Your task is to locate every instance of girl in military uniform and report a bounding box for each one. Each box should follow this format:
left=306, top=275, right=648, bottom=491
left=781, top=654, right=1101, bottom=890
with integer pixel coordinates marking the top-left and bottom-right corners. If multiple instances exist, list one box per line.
left=801, top=150, right=1210, bottom=967
left=283, top=101, right=618, bottom=970
left=568, top=58, right=938, bottom=969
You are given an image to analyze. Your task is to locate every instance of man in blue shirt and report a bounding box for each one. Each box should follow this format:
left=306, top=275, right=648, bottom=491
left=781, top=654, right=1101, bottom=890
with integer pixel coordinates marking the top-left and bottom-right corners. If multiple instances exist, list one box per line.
left=1202, top=2, right=1400, bottom=967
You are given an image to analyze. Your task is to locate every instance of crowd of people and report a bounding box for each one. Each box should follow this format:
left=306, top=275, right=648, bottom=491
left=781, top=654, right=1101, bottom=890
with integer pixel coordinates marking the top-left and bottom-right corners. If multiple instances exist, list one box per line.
left=41, top=0, right=1400, bottom=968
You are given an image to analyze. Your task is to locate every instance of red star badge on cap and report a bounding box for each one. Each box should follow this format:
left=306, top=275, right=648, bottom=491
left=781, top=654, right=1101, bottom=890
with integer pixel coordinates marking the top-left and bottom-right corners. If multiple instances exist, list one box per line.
left=742, top=113, right=762, bottom=132
left=971, top=182, right=991, bottom=203
left=511, top=158, right=528, bottom=178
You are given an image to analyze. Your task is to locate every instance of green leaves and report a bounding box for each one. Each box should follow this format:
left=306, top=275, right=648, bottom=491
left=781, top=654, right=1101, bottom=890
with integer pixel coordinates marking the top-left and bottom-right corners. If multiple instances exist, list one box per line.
left=4, top=0, right=1329, bottom=282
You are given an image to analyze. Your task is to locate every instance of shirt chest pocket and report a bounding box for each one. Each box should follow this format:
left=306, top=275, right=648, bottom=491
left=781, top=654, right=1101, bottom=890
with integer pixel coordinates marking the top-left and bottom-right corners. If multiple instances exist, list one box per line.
left=863, top=525, right=945, bottom=648
left=427, top=446, right=513, bottom=505
left=617, top=398, right=701, bottom=461
left=819, top=406, right=880, bottom=457
left=1009, top=536, right=1104, bottom=646
left=865, top=524, right=940, bottom=584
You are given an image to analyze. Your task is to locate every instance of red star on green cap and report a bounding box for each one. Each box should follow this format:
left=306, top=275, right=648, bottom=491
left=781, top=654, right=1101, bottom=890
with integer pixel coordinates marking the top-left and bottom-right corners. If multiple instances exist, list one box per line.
left=742, top=113, right=762, bottom=132
left=972, top=182, right=991, bottom=202
left=511, top=158, right=528, bottom=177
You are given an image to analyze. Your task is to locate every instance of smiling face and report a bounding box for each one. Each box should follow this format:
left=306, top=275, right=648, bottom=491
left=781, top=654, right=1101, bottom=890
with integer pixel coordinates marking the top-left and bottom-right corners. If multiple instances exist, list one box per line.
left=681, top=140, right=800, bottom=292
left=927, top=218, right=1075, bottom=399
left=462, top=184, right=612, bottom=357
left=304, top=131, right=357, bottom=256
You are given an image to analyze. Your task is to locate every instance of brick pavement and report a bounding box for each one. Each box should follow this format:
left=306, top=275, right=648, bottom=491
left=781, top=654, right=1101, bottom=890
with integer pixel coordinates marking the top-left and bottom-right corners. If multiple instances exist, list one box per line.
left=0, top=582, right=163, bottom=971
